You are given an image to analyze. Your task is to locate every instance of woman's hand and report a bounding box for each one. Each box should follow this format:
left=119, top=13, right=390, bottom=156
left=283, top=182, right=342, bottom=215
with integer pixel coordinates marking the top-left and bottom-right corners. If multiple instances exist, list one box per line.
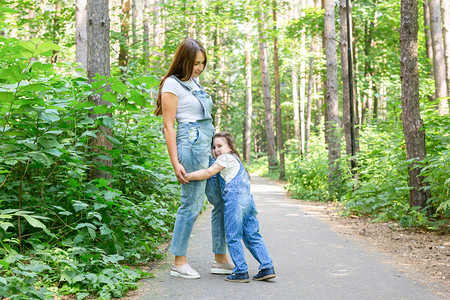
left=173, top=162, right=189, bottom=184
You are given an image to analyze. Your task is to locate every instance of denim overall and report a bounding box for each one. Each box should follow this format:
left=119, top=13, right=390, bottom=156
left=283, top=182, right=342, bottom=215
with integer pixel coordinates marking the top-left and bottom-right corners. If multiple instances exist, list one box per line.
left=219, top=155, right=273, bottom=274
left=169, top=75, right=226, bottom=257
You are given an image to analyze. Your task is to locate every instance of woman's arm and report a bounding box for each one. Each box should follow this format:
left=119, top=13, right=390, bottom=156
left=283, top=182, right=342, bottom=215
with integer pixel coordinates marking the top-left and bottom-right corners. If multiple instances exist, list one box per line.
left=185, top=163, right=224, bottom=181
left=162, top=92, right=189, bottom=184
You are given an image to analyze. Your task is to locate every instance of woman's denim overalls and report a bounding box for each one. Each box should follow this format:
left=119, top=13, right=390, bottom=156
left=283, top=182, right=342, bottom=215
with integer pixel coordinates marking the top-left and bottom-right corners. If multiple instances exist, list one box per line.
left=219, top=155, right=273, bottom=274
left=170, top=75, right=226, bottom=257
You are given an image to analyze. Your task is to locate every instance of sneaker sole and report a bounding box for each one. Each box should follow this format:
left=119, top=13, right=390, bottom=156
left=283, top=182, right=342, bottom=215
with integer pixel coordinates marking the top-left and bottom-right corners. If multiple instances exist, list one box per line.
left=225, top=277, right=250, bottom=283
left=169, top=270, right=201, bottom=279
left=211, top=268, right=233, bottom=275
left=253, top=274, right=276, bottom=281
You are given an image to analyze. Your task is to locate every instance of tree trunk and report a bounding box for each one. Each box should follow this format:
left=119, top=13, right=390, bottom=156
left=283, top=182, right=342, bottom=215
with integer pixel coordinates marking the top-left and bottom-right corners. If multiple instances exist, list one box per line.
left=306, top=44, right=313, bottom=158
left=340, top=0, right=351, bottom=156
left=257, top=10, right=277, bottom=170
left=292, top=65, right=300, bottom=151
left=87, top=0, right=112, bottom=179
left=400, top=0, right=430, bottom=211
left=324, top=0, right=341, bottom=192
left=143, top=0, right=151, bottom=71
left=424, top=0, right=435, bottom=76
left=429, top=0, right=449, bottom=114
left=76, top=0, right=87, bottom=71
left=118, top=0, right=130, bottom=69
left=441, top=0, right=450, bottom=97
left=299, top=0, right=306, bottom=157
left=273, top=1, right=285, bottom=179
left=243, top=14, right=252, bottom=166
left=131, top=0, right=137, bottom=59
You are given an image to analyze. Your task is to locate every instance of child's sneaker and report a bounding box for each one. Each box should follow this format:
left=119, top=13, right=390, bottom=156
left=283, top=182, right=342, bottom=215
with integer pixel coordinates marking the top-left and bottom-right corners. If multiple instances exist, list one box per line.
left=252, top=267, right=276, bottom=281
left=211, top=261, right=234, bottom=274
left=225, top=272, right=250, bottom=283
left=169, top=263, right=201, bottom=279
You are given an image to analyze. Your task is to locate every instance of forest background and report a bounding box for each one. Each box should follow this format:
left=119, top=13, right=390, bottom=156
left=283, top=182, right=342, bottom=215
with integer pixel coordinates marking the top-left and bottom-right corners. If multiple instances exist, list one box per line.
left=0, top=0, right=448, bottom=298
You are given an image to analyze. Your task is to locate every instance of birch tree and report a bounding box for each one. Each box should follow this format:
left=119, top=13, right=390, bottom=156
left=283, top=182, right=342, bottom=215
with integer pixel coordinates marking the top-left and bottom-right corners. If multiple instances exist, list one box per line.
left=429, top=0, right=449, bottom=114
left=76, top=0, right=87, bottom=70
left=324, top=0, right=341, bottom=191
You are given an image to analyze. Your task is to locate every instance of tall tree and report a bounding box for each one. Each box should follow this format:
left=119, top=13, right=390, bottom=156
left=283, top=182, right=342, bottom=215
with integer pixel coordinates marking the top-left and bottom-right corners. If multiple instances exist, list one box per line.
left=324, top=0, right=341, bottom=191
left=118, top=0, right=131, bottom=68
left=273, top=1, right=285, bottom=179
left=87, top=0, right=112, bottom=179
left=424, top=0, right=434, bottom=77
left=76, top=0, right=87, bottom=71
left=400, top=0, right=430, bottom=211
left=340, top=0, right=352, bottom=156
left=299, top=0, right=307, bottom=156
left=257, top=9, right=277, bottom=170
left=429, top=0, right=449, bottom=114
left=243, top=2, right=252, bottom=165
left=441, top=0, right=450, bottom=96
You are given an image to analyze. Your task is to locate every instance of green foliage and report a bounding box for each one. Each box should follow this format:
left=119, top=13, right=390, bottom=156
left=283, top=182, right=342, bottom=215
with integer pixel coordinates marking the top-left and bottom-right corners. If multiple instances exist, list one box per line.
left=0, top=37, right=178, bottom=298
left=283, top=109, right=449, bottom=230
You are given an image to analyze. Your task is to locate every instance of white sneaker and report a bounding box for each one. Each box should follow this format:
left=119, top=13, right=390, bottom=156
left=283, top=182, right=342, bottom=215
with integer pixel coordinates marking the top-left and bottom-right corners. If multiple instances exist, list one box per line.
left=170, top=263, right=201, bottom=279
left=211, top=261, right=234, bottom=274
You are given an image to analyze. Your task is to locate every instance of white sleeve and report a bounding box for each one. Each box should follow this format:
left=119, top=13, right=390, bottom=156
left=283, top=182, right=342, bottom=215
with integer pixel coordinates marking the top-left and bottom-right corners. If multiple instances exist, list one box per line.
left=161, top=77, right=181, bottom=97
left=215, top=154, right=236, bottom=168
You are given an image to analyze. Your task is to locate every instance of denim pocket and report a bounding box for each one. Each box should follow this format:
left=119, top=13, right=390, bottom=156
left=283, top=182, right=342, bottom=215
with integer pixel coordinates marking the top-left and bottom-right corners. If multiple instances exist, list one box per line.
left=188, top=124, right=200, bottom=145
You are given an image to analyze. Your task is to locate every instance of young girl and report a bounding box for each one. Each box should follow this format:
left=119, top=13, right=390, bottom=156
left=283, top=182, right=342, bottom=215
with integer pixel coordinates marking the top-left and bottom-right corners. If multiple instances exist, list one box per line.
left=185, top=132, right=276, bottom=283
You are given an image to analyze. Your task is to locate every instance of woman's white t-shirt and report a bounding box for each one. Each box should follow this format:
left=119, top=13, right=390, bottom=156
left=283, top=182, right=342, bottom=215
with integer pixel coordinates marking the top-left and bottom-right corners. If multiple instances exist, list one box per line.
left=215, top=153, right=240, bottom=183
left=161, top=77, right=203, bottom=123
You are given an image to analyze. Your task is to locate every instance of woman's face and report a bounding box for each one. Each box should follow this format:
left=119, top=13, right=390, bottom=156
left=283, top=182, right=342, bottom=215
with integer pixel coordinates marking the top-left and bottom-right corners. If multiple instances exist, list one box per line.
left=191, top=51, right=206, bottom=78
left=212, top=137, right=231, bottom=159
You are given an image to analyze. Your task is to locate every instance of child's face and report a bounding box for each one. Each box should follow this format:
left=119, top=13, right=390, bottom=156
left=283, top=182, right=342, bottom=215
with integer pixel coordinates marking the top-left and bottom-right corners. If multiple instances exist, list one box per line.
left=212, top=137, right=231, bottom=159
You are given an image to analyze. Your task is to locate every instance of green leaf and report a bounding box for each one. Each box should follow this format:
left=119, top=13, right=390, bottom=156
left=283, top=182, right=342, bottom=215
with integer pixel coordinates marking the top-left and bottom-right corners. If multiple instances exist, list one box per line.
left=102, top=92, right=117, bottom=103
left=0, top=222, right=14, bottom=231
left=75, top=223, right=96, bottom=230
left=39, top=111, right=60, bottom=123
left=28, top=152, right=54, bottom=166
left=44, top=148, right=64, bottom=157
left=134, top=76, right=159, bottom=88
left=102, top=116, right=115, bottom=128
left=19, top=83, right=49, bottom=92
left=22, top=215, right=47, bottom=230
left=0, top=144, right=20, bottom=153
left=0, top=260, right=9, bottom=270
left=130, top=90, right=146, bottom=106
left=88, top=227, right=96, bottom=239
left=104, top=134, right=120, bottom=145
left=35, top=41, right=61, bottom=55
left=93, top=105, right=108, bottom=114
left=91, top=79, right=108, bottom=90
left=0, top=92, right=15, bottom=103
left=97, top=177, right=109, bottom=188
left=111, top=80, right=128, bottom=94
left=37, top=137, right=63, bottom=149
left=73, top=201, right=89, bottom=212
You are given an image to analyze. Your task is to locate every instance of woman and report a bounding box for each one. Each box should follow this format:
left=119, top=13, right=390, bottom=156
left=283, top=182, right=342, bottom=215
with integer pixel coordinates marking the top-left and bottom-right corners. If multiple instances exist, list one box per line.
left=154, top=38, right=232, bottom=279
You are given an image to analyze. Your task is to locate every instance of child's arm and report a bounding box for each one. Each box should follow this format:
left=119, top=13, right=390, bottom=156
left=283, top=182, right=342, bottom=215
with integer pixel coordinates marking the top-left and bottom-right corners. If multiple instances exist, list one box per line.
left=185, top=163, right=224, bottom=181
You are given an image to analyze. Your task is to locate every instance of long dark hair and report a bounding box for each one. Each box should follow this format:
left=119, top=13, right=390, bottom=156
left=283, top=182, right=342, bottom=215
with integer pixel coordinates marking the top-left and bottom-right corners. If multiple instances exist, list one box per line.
left=214, top=132, right=250, bottom=178
left=154, top=38, right=207, bottom=116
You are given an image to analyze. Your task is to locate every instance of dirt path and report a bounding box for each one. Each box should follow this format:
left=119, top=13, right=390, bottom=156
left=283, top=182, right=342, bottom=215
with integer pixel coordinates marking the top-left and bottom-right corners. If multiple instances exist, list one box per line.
left=123, top=175, right=449, bottom=300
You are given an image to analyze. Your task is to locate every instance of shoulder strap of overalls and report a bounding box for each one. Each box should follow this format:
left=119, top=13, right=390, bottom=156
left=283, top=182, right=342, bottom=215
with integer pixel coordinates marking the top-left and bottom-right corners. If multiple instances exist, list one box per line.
left=191, top=77, right=204, bottom=89
left=170, top=75, right=192, bottom=91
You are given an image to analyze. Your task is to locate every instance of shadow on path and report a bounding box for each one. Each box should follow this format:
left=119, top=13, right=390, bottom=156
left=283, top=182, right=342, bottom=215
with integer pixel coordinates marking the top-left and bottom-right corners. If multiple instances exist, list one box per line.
left=123, top=175, right=442, bottom=300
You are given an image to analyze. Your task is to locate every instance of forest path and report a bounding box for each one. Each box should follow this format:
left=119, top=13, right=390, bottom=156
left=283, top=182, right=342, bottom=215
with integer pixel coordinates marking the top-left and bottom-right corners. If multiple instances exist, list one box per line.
left=123, top=175, right=442, bottom=300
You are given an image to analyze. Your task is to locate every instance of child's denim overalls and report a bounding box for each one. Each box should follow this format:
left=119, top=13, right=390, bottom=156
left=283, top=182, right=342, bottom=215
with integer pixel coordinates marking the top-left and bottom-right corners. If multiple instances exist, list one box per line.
left=219, top=155, right=273, bottom=274
left=169, top=75, right=226, bottom=257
